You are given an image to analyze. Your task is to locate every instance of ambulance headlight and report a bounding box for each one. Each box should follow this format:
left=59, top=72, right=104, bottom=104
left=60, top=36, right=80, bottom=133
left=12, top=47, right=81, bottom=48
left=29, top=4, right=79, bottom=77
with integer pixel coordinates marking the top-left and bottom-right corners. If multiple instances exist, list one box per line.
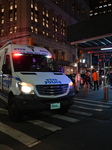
left=18, top=82, right=34, bottom=94
left=68, top=81, right=74, bottom=91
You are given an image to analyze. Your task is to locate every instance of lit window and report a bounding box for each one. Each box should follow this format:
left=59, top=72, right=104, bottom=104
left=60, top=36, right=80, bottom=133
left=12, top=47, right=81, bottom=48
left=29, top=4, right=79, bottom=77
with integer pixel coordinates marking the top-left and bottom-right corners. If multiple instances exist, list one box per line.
left=9, top=27, right=13, bottom=34
left=14, top=26, right=17, bottom=33
left=31, top=0, right=33, bottom=8
left=1, top=8, right=4, bottom=12
left=1, top=16, right=4, bottom=24
left=35, top=14, right=38, bottom=22
left=1, top=20, right=4, bottom=24
left=108, top=10, right=111, bottom=12
left=103, top=11, right=106, bottom=13
left=35, top=28, right=38, bottom=34
left=31, top=26, right=34, bottom=32
left=99, top=6, right=102, bottom=8
left=90, top=13, right=93, bottom=16
left=103, top=5, right=107, bottom=7
left=1, top=29, right=4, bottom=35
left=15, top=0, right=17, bottom=8
left=9, top=13, right=13, bottom=21
left=15, top=12, right=17, bottom=20
left=31, top=12, right=33, bottom=20
left=9, top=2, right=13, bottom=10
left=108, top=4, right=112, bottom=6
left=43, top=31, right=45, bottom=35
left=43, top=10, right=45, bottom=15
left=94, top=12, right=98, bottom=15
left=35, top=3, right=38, bottom=11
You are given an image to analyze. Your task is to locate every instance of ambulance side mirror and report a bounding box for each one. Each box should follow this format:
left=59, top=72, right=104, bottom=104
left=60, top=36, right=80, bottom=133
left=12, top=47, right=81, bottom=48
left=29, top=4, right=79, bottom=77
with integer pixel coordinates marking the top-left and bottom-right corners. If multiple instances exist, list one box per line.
left=2, top=64, right=11, bottom=74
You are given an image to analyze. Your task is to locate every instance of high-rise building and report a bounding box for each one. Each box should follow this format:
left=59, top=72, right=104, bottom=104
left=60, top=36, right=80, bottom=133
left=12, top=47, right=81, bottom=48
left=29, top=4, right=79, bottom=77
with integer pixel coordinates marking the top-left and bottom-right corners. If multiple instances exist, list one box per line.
left=0, top=0, right=89, bottom=73
left=89, top=0, right=112, bottom=17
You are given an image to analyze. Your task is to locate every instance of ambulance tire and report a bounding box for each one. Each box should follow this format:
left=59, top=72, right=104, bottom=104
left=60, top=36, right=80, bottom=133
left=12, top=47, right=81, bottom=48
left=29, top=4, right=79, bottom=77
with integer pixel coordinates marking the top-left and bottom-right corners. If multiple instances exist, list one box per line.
left=8, top=98, right=23, bottom=122
left=56, top=106, right=70, bottom=114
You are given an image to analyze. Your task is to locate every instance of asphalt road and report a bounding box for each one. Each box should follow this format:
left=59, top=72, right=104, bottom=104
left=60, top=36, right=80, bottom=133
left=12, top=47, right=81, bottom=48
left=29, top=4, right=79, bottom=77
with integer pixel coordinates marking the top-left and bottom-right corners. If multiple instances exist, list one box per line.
left=0, top=98, right=112, bottom=150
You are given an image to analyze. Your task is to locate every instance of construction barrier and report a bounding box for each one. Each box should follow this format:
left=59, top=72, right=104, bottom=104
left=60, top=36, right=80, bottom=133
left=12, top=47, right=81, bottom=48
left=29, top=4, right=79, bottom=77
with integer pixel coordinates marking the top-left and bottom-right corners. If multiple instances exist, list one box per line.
left=103, top=86, right=108, bottom=101
left=83, top=84, right=87, bottom=97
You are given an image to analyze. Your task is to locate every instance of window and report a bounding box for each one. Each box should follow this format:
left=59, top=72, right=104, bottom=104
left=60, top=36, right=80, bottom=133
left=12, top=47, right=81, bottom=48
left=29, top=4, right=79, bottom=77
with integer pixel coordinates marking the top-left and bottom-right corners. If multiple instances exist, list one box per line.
left=31, top=26, right=34, bottom=32
left=31, top=11, right=34, bottom=20
left=9, top=27, right=13, bottom=34
left=31, top=0, right=34, bottom=8
left=35, top=14, right=38, bottom=22
left=0, top=29, right=4, bottom=35
left=43, top=7, right=49, bottom=28
left=99, top=6, right=102, bottom=8
left=35, top=3, right=38, bottom=11
left=9, top=1, right=13, bottom=10
left=35, top=28, right=38, bottom=34
left=14, top=26, right=17, bottom=33
left=9, top=12, right=13, bottom=21
left=53, top=14, right=58, bottom=32
left=15, top=0, right=17, bottom=8
left=15, top=12, right=17, bottom=20
left=1, top=5, right=4, bottom=12
left=108, top=4, right=112, bottom=6
left=1, top=16, right=4, bottom=24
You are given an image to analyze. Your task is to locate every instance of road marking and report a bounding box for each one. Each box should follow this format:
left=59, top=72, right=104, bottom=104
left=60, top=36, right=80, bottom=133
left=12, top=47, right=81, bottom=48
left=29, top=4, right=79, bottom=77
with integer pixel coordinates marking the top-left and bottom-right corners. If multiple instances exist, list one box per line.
left=40, top=112, right=79, bottom=123
left=28, top=120, right=62, bottom=131
left=53, top=114, right=80, bottom=123
left=74, top=98, right=112, bottom=105
left=0, top=122, right=40, bottom=147
left=74, top=100, right=111, bottom=108
left=69, top=110, right=93, bottom=116
left=72, top=105, right=103, bottom=111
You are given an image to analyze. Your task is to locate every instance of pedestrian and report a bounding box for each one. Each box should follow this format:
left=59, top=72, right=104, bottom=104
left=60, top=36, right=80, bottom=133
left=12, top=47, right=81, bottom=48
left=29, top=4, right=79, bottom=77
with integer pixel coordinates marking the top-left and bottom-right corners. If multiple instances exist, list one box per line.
left=75, top=72, right=81, bottom=92
left=85, top=71, right=93, bottom=88
left=92, top=70, right=99, bottom=90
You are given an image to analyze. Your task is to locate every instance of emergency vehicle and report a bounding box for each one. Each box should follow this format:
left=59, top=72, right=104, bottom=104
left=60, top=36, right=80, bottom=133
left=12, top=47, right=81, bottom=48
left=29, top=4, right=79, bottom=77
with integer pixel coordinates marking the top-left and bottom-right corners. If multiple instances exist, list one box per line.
left=0, top=42, right=74, bottom=121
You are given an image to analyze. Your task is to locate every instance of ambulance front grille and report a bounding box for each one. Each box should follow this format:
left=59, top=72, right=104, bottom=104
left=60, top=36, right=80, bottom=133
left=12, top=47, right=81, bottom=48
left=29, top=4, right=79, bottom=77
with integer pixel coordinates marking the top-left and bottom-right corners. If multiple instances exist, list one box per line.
left=36, top=84, right=68, bottom=96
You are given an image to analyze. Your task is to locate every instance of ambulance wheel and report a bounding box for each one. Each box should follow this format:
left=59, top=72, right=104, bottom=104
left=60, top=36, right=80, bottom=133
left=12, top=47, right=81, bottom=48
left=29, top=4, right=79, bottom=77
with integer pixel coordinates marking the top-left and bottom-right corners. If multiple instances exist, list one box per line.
left=57, top=106, right=70, bottom=114
left=8, top=100, right=23, bottom=122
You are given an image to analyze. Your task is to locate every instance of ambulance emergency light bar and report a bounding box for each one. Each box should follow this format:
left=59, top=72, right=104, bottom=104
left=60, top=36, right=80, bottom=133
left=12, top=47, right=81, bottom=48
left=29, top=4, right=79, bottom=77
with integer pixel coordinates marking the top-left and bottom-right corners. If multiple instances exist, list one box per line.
left=101, top=47, right=112, bottom=50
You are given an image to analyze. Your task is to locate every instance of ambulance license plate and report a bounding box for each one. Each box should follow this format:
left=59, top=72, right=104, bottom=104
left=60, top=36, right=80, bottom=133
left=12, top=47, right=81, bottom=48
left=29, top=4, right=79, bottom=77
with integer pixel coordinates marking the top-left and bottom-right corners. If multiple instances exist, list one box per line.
left=50, top=103, right=60, bottom=110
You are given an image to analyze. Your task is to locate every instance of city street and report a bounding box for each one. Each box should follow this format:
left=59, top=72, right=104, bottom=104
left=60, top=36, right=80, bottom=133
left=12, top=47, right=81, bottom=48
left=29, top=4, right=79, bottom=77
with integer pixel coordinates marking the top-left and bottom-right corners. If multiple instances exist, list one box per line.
left=0, top=95, right=112, bottom=150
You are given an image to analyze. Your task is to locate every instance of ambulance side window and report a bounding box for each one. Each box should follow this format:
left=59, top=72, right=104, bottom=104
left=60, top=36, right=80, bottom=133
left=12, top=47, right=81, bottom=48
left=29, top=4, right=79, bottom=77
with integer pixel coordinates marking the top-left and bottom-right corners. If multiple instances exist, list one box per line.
left=2, top=55, right=11, bottom=74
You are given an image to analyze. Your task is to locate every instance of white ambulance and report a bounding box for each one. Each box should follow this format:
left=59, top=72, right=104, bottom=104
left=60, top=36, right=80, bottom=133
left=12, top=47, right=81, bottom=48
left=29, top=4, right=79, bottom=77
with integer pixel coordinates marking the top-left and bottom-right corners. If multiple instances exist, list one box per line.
left=0, top=42, right=75, bottom=121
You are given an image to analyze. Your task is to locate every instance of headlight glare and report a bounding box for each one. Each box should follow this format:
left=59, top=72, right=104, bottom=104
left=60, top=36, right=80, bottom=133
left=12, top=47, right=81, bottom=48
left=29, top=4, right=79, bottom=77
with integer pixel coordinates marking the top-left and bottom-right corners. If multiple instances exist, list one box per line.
left=69, top=81, right=74, bottom=91
left=18, top=82, right=34, bottom=94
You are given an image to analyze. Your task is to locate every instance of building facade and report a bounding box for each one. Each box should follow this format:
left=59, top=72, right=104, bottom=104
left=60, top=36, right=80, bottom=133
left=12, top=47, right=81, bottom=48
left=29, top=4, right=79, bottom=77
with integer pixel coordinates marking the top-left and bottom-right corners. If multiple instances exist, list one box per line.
left=0, top=0, right=89, bottom=74
left=89, top=0, right=112, bottom=17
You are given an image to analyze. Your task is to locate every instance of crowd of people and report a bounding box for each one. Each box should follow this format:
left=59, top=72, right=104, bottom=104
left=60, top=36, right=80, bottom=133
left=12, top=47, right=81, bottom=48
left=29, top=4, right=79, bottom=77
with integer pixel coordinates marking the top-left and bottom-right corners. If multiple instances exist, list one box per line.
left=74, top=69, right=99, bottom=92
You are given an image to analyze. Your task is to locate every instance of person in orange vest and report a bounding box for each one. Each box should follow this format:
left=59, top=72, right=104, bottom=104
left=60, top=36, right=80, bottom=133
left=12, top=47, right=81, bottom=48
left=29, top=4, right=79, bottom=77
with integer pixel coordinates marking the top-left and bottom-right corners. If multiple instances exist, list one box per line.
left=92, top=70, right=99, bottom=90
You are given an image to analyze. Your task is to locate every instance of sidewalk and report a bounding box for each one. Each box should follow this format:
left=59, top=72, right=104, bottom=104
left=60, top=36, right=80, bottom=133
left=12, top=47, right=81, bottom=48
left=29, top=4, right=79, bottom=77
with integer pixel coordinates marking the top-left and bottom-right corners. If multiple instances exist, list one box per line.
left=74, top=85, right=112, bottom=103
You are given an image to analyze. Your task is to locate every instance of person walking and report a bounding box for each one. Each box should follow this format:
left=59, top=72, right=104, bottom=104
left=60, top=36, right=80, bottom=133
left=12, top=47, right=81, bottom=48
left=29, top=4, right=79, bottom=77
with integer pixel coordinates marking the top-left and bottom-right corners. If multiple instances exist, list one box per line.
left=92, top=70, right=99, bottom=90
left=75, top=72, right=81, bottom=92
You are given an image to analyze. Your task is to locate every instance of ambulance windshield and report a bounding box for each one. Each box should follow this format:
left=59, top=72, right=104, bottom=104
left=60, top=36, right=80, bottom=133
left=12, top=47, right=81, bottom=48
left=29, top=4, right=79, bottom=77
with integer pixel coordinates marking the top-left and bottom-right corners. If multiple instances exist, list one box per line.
left=12, top=53, right=60, bottom=72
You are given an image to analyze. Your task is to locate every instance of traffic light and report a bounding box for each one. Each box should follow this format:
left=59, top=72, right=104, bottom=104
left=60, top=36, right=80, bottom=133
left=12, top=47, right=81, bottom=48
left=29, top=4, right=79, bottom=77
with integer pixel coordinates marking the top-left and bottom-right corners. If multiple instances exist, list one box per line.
left=29, top=37, right=33, bottom=46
